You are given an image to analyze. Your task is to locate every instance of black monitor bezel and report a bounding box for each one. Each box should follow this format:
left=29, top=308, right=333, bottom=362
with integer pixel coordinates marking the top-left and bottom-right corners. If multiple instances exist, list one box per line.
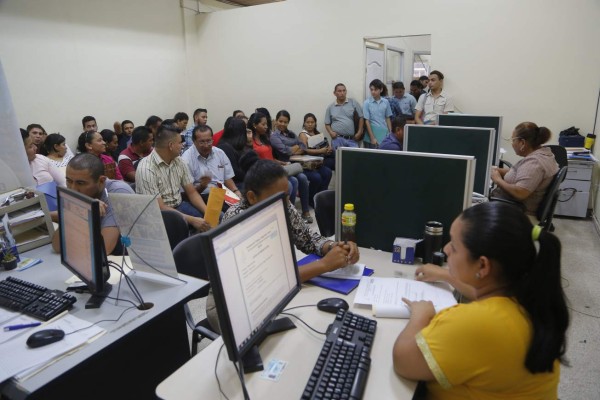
left=57, top=186, right=106, bottom=295
left=198, top=192, right=301, bottom=364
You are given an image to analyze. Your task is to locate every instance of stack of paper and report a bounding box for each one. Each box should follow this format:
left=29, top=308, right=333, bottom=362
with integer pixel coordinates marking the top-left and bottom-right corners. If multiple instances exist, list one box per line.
left=0, top=314, right=105, bottom=383
left=354, top=277, right=457, bottom=319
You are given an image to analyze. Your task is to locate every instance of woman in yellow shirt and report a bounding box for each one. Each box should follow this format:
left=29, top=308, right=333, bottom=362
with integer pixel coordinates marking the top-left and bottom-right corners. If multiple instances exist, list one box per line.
left=393, top=202, right=568, bottom=399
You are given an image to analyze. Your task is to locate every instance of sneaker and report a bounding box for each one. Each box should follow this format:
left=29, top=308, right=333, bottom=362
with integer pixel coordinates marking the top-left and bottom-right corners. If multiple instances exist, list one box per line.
left=302, top=213, right=313, bottom=224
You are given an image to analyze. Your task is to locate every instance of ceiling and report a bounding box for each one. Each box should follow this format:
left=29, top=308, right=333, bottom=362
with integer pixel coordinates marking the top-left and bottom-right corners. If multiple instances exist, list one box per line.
left=216, top=0, right=284, bottom=6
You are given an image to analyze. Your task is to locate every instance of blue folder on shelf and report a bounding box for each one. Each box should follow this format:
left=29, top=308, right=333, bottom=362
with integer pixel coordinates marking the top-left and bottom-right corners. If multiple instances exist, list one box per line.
left=298, top=254, right=374, bottom=295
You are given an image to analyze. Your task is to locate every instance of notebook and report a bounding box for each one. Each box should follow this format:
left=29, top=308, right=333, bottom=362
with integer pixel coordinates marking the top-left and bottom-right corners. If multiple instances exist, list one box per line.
left=298, top=254, right=374, bottom=295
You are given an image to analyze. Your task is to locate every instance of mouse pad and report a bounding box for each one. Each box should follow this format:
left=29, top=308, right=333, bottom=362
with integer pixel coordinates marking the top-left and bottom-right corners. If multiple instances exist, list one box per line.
left=298, top=254, right=374, bottom=295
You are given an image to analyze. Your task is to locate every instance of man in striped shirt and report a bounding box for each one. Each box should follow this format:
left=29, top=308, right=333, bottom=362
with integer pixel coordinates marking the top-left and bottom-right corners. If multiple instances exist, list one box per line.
left=136, top=124, right=210, bottom=232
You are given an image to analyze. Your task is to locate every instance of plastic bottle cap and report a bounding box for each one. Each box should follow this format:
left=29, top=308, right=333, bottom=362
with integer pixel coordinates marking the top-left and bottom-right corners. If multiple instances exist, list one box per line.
left=344, top=203, right=354, bottom=211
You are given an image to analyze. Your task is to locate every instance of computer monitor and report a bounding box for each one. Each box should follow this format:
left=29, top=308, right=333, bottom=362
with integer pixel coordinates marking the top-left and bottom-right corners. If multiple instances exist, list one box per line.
left=57, top=186, right=111, bottom=309
left=198, top=192, right=301, bottom=373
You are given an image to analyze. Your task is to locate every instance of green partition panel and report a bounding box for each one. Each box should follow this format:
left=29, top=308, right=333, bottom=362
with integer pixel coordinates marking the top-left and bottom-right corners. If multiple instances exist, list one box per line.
left=438, top=114, right=503, bottom=164
left=404, top=125, right=494, bottom=196
left=336, top=149, right=474, bottom=252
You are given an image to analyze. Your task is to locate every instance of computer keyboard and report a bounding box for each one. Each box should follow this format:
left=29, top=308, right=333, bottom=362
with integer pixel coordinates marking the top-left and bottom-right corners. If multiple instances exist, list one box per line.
left=301, top=309, right=377, bottom=400
left=0, top=276, right=77, bottom=321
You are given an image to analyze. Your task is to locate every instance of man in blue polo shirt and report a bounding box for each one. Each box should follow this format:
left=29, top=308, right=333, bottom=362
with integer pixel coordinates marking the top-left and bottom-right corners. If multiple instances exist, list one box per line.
left=380, top=116, right=406, bottom=151
left=389, top=82, right=417, bottom=122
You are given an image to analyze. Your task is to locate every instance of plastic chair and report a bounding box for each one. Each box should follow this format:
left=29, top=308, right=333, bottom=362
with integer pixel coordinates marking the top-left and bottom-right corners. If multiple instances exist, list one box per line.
left=172, top=235, right=219, bottom=355
left=313, top=190, right=335, bottom=237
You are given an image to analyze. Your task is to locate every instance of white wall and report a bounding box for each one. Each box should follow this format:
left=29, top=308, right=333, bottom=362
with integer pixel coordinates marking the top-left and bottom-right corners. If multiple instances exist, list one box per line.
left=0, top=0, right=191, bottom=149
left=191, top=0, right=600, bottom=155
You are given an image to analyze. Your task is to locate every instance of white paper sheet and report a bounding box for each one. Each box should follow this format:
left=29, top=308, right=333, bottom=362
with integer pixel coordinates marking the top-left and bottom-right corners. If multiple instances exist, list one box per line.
left=0, top=314, right=105, bottom=383
left=321, top=263, right=365, bottom=280
left=354, top=277, right=457, bottom=319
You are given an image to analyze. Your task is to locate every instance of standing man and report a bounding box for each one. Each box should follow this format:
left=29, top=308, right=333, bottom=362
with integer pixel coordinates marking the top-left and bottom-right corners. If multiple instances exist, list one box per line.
left=389, top=82, right=417, bottom=122
left=118, top=126, right=154, bottom=183
left=136, top=124, right=210, bottom=232
left=324, top=83, right=363, bottom=149
left=116, top=119, right=135, bottom=155
left=419, top=75, right=430, bottom=93
left=415, top=70, right=454, bottom=125
left=181, top=125, right=241, bottom=203
left=51, top=153, right=134, bottom=255
left=409, top=80, right=425, bottom=102
left=183, top=108, right=208, bottom=153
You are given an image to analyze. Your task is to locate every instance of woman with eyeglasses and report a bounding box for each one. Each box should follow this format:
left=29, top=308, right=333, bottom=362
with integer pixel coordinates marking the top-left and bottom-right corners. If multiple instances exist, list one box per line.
left=77, top=131, right=123, bottom=180
left=490, top=122, right=558, bottom=214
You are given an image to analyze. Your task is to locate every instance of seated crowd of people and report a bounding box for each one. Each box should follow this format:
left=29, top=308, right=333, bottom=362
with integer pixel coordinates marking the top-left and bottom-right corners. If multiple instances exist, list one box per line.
left=17, top=70, right=569, bottom=398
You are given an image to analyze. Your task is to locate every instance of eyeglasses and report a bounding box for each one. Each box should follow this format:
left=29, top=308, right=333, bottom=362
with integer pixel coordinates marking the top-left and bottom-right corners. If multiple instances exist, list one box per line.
left=197, top=139, right=213, bottom=145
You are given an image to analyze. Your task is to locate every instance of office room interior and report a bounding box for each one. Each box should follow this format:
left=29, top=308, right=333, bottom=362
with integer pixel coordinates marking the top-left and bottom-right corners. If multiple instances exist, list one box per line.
left=1, top=0, right=599, bottom=397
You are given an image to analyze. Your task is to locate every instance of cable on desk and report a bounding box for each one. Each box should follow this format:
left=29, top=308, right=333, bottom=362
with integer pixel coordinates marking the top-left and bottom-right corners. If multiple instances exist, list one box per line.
left=108, top=261, right=146, bottom=306
left=279, top=312, right=326, bottom=336
left=64, top=305, right=137, bottom=336
left=215, top=343, right=231, bottom=400
left=282, top=304, right=317, bottom=312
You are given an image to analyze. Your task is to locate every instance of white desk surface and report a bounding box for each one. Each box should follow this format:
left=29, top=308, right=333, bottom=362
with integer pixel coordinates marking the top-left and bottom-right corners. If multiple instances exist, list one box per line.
left=0, top=245, right=208, bottom=396
left=156, top=247, right=421, bottom=400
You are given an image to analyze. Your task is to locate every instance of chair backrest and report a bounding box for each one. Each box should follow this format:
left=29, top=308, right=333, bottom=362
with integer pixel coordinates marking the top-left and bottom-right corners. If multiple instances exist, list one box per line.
left=544, top=144, right=568, bottom=171
left=313, top=190, right=335, bottom=237
left=536, top=166, right=568, bottom=229
left=161, top=210, right=189, bottom=250
left=172, top=234, right=210, bottom=298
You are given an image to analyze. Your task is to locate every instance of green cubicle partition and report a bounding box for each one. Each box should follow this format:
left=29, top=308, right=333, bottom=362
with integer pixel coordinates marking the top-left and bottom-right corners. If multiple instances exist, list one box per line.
left=403, top=125, right=495, bottom=196
left=438, top=114, right=503, bottom=164
left=335, top=148, right=474, bottom=252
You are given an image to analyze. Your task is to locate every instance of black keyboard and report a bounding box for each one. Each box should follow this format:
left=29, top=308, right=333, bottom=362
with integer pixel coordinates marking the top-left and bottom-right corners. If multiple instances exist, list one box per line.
left=0, top=276, right=77, bottom=321
left=301, top=309, right=377, bottom=400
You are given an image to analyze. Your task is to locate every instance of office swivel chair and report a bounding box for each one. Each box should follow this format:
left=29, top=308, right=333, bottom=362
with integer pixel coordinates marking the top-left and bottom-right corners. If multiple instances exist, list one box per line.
left=544, top=144, right=568, bottom=174
left=490, top=166, right=567, bottom=232
left=173, top=235, right=219, bottom=355
left=314, top=190, right=336, bottom=237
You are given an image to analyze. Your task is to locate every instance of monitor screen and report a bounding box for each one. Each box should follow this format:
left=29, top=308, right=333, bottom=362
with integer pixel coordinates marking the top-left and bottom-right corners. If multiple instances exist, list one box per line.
left=57, top=187, right=110, bottom=308
left=200, top=192, right=301, bottom=370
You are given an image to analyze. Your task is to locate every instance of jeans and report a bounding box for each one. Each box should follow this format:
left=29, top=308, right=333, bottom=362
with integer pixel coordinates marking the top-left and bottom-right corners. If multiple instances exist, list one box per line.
left=304, top=167, right=333, bottom=208
left=288, top=177, right=298, bottom=205
left=295, top=173, right=310, bottom=213
left=332, top=136, right=359, bottom=151
left=176, top=201, right=204, bottom=217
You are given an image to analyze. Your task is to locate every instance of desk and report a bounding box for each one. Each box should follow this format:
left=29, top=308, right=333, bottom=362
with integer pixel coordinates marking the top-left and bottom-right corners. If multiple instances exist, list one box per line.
left=156, top=248, right=420, bottom=399
left=0, top=245, right=208, bottom=400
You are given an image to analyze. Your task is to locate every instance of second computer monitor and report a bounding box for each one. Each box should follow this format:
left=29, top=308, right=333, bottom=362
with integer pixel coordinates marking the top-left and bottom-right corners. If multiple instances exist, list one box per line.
left=198, top=192, right=301, bottom=372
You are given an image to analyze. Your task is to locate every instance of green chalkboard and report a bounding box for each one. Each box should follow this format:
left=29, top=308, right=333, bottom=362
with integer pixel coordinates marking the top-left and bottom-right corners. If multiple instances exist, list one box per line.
left=336, top=148, right=474, bottom=252
left=404, top=125, right=495, bottom=196
left=438, top=114, right=503, bottom=164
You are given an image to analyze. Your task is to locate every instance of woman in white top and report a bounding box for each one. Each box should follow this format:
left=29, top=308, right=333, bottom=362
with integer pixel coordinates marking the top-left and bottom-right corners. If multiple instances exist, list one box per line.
left=22, top=130, right=66, bottom=187
left=40, top=133, right=73, bottom=168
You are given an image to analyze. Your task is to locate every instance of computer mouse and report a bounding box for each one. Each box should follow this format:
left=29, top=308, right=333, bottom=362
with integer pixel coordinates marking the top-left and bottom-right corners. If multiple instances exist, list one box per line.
left=26, top=329, right=65, bottom=348
left=317, top=298, right=349, bottom=314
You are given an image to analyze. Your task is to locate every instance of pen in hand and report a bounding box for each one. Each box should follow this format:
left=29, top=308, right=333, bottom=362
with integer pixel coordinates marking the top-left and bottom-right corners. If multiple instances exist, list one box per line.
left=3, top=322, right=42, bottom=332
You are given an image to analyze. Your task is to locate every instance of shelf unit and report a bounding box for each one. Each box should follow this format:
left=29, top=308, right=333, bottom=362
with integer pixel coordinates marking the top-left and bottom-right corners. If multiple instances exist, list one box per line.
left=0, top=189, right=55, bottom=254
